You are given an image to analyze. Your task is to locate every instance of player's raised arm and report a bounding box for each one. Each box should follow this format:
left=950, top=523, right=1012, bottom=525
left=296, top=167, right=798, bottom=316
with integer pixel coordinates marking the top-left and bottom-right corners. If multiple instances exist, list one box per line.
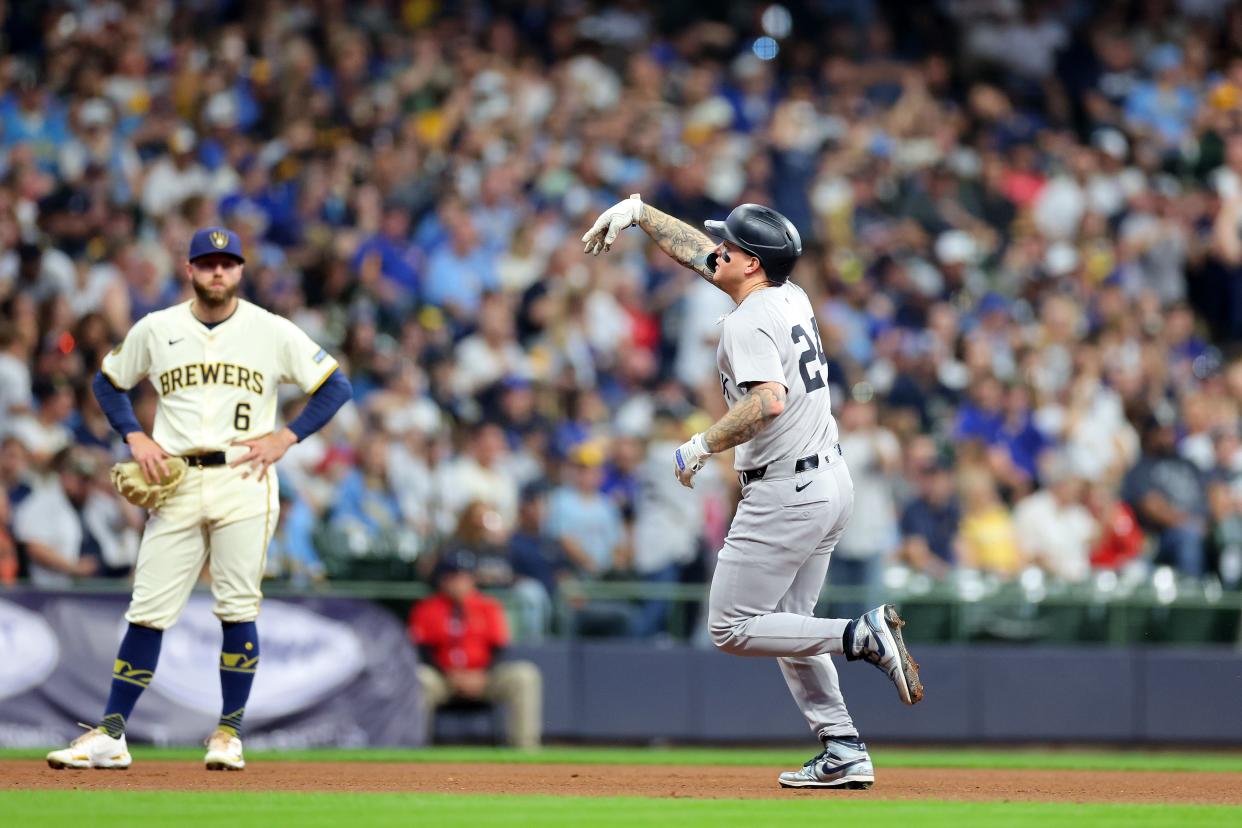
left=581, top=194, right=717, bottom=280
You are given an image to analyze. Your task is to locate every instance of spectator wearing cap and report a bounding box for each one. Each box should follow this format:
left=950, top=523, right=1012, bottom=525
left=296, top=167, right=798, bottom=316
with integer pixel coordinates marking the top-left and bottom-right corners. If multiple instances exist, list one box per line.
left=409, top=549, right=543, bottom=748
left=1124, top=45, right=1199, bottom=154
left=7, top=377, right=74, bottom=467
left=1012, top=454, right=1096, bottom=583
left=1122, top=415, right=1209, bottom=576
left=546, top=443, right=629, bottom=579
left=141, top=126, right=209, bottom=218
left=440, top=499, right=551, bottom=641
left=546, top=442, right=636, bottom=637
left=899, top=456, right=960, bottom=578
left=509, top=480, right=568, bottom=607
left=0, top=66, right=69, bottom=172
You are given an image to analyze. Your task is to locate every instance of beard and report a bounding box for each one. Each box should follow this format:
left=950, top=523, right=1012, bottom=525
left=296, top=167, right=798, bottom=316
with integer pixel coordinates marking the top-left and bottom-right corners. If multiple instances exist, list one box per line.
left=192, top=279, right=238, bottom=308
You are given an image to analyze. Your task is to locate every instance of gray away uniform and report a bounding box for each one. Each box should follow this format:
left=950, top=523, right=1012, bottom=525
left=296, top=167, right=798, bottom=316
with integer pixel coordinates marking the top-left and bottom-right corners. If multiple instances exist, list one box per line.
left=706, top=281, right=859, bottom=740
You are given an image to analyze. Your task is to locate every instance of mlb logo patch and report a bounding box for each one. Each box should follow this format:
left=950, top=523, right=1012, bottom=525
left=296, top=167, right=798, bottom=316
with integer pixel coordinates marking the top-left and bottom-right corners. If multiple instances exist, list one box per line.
left=313, top=348, right=327, bottom=364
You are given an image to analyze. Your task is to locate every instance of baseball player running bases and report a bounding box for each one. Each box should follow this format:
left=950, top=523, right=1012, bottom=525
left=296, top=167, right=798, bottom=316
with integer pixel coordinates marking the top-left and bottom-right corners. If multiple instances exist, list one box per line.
left=584, top=195, right=924, bottom=789
left=47, top=227, right=351, bottom=771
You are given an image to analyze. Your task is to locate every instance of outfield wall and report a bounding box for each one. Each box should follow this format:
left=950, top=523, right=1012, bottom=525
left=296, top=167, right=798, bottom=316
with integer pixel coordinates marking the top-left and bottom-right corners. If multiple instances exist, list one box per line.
left=1, top=590, right=1239, bottom=747
left=506, top=641, right=1242, bottom=745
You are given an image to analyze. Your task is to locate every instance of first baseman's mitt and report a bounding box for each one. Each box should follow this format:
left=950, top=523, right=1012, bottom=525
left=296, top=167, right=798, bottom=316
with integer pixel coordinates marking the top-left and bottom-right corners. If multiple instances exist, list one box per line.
left=109, top=458, right=188, bottom=510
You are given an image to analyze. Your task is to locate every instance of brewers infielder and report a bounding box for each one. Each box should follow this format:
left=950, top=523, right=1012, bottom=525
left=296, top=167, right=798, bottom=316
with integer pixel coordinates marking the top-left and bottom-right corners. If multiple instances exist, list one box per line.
left=47, top=227, right=351, bottom=771
left=583, top=196, right=923, bottom=789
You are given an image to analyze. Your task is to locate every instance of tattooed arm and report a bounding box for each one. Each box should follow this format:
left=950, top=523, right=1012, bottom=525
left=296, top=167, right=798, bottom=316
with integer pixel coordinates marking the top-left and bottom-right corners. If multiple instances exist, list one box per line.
left=702, top=381, right=787, bottom=452
left=673, top=381, right=787, bottom=488
left=637, top=204, right=718, bottom=281
left=581, top=194, right=717, bottom=281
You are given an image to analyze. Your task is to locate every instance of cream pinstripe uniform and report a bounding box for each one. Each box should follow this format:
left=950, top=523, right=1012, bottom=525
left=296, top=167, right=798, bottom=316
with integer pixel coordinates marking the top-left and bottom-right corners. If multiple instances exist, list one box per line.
left=101, top=298, right=339, bottom=629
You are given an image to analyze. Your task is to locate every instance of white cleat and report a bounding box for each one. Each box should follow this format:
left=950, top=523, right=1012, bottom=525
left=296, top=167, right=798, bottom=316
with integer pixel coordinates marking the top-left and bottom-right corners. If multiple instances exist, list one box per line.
left=46, top=725, right=132, bottom=770
left=778, top=737, right=875, bottom=789
left=204, top=729, right=245, bottom=771
left=845, top=604, right=925, bottom=705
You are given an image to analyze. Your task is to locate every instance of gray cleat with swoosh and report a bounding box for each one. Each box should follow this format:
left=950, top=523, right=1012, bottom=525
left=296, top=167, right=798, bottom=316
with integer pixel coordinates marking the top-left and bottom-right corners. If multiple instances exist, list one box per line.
left=844, top=604, right=924, bottom=705
left=778, top=737, right=874, bottom=789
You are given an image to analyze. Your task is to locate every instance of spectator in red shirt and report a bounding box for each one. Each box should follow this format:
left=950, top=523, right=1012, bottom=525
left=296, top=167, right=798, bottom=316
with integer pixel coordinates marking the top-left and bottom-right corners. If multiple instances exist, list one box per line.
left=409, top=549, right=542, bottom=748
left=1087, top=483, right=1145, bottom=571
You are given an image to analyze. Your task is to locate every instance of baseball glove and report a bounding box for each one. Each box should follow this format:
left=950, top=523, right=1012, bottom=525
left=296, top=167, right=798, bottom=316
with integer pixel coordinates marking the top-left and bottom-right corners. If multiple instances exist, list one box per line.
left=109, top=458, right=188, bottom=510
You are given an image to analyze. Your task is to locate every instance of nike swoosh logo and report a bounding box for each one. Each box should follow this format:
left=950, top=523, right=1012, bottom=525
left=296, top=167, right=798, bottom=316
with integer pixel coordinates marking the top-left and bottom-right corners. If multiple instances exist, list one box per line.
left=818, top=757, right=868, bottom=775
left=795, top=480, right=812, bottom=492
left=168, top=338, right=183, bottom=345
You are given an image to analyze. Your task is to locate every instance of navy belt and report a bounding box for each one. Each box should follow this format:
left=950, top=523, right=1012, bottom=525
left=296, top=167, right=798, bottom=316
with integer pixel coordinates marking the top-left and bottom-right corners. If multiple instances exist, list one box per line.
left=183, top=452, right=227, bottom=468
left=739, top=443, right=842, bottom=485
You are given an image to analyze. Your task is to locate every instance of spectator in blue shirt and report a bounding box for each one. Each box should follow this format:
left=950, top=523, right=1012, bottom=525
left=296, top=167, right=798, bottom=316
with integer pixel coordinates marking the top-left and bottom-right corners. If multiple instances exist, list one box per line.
left=545, top=443, right=636, bottom=636
left=954, top=375, right=1006, bottom=445
left=351, top=203, right=422, bottom=309
left=0, top=70, right=69, bottom=173
left=268, top=485, right=324, bottom=586
left=995, top=382, right=1051, bottom=496
left=330, top=434, right=403, bottom=547
left=899, top=458, right=960, bottom=578
left=1124, top=45, right=1199, bottom=155
left=546, top=443, right=628, bottom=577
left=422, top=213, right=499, bottom=321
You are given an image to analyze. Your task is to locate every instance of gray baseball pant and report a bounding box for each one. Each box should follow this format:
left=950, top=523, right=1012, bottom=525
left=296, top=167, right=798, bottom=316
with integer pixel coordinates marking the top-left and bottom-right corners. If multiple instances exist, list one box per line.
left=707, top=456, right=858, bottom=740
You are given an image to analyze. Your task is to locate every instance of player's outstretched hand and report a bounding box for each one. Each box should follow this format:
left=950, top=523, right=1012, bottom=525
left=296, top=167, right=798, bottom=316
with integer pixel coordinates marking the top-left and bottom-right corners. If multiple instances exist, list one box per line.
left=581, top=193, right=643, bottom=255
left=125, top=432, right=173, bottom=484
left=231, top=428, right=299, bottom=481
left=673, top=433, right=711, bottom=489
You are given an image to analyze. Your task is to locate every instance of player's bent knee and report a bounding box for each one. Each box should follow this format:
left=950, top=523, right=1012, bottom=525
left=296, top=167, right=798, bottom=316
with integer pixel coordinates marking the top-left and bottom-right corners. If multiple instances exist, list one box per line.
left=709, top=622, right=746, bottom=654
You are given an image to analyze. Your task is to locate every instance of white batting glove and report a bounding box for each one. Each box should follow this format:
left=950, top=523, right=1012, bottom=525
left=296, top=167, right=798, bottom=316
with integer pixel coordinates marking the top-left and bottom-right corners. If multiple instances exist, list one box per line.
left=581, top=193, right=644, bottom=255
left=673, top=433, right=711, bottom=489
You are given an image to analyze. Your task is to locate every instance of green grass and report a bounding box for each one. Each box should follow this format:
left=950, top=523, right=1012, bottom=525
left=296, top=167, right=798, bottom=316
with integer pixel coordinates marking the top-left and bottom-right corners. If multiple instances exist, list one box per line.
left=2, top=791, right=1239, bottom=828
left=4, top=745, right=1242, bottom=772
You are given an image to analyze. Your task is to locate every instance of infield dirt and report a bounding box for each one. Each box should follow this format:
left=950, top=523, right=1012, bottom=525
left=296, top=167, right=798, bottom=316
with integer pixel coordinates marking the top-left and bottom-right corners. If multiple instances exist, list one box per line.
left=4, top=761, right=1242, bottom=804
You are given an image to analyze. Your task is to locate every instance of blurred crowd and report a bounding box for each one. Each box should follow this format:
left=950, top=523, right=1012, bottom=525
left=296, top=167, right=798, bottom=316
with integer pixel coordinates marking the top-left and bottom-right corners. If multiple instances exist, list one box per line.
left=3, top=0, right=1242, bottom=640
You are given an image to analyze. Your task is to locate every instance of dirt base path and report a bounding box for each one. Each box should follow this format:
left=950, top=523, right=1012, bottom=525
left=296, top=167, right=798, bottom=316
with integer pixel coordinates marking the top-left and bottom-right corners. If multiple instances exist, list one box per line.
left=5, top=761, right=1241, bottom=804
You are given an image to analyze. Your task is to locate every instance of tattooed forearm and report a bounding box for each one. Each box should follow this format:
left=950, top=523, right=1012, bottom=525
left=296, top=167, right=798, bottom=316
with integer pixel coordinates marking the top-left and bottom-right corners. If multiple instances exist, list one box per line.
left=638, top=204, right=717, bottom=279
left=703, top=382, right=787, bottom=452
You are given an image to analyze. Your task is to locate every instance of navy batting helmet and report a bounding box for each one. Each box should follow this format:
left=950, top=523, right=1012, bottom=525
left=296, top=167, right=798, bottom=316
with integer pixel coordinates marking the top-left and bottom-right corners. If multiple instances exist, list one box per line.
left=704, top=203, right=803, bottom=282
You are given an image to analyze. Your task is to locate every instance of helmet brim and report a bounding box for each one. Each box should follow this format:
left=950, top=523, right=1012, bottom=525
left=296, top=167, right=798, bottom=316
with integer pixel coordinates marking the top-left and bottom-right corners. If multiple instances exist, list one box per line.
left=704, top=219, right=755, bottom=258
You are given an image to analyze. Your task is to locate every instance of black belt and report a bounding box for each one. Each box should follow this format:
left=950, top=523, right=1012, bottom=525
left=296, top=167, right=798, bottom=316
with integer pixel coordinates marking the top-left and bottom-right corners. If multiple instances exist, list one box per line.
left=740, top=444, right=843, bottom=485
left=183, top=452, right=227, bottom=468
